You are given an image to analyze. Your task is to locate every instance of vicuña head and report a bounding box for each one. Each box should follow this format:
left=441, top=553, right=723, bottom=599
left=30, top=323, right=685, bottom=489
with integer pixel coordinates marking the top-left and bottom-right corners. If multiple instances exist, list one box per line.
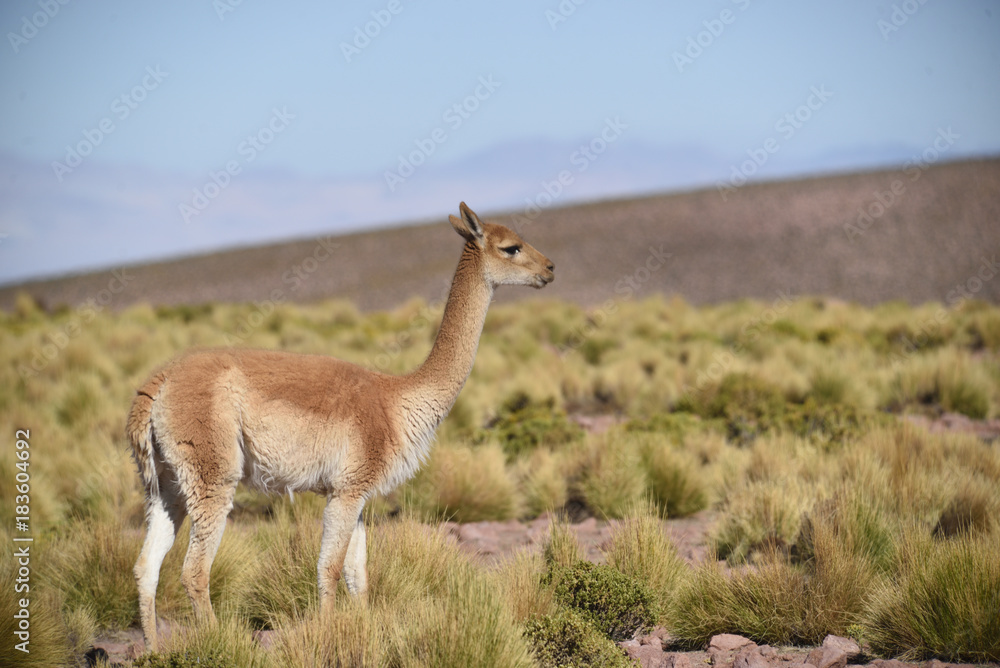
left=127, top=202, right=553, bottom=652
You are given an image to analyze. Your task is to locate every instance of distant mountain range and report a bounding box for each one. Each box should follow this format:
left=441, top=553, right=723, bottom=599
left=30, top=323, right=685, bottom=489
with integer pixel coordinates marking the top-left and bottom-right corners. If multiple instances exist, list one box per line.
left=0, top=138, right=992, bottom=287
left=2, top=156, right=998, bottom=313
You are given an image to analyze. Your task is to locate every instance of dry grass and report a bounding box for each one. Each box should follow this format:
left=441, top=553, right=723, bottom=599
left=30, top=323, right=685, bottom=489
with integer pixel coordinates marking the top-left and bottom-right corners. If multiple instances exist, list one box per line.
left=2, top=291, right=999, bottom=664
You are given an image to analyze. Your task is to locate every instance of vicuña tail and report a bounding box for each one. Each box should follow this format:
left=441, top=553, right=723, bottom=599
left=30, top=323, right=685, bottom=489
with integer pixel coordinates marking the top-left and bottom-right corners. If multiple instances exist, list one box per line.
left=126, top=374, right=165, bottom=498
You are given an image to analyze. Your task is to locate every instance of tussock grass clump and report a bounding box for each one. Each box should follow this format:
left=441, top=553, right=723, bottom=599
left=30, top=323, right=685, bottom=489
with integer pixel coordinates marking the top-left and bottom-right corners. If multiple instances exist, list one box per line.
left=237, top=505, right=321, bottom=629
left=885, top=348, right=993, bottom=418
left=673, top=545, right=866, bottom=647
left=137, top=615, right=268, bottom=668
left=864, top=530, right=1000, bottom=662
left=368, top=516, right=470, bottom=607
left=273, top=601, right=383, bottom=668
left=640, top=440, right=708, bottom=517
left=673, top=553, right=810, bottom=646
left=543, top=514, right=584, bottom=570
left=604, top=499, right=687, bottom=625
left=405, top=443, right=519, bottom=522
left=0, top=557, right=68, bottom=667
left=43, top=521, right=144, bottom=629
left=577, top=432, right=646, bottom=519
left=491, top=548, right=557, bottom=623
left=524, top=607, right=633, bottom=668
left=711, top=478, right=812, bottom=563
left=517, top=448, right=570, bottom=517
left=393, top=570, right=535, bottom=668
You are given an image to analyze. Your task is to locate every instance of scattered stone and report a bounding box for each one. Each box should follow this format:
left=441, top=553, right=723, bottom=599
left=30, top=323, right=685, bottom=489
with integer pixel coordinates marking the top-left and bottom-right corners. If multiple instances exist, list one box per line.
left=807, top=644, right=847, bottom=668
left=665, top=654, right=693, bottom=668
left=927, top=660, right=979, bottom=668
left=621, top=638, right=670, bottom=668
left=252, top=629, right=278, bottom=650
left=733, top=645, right=770, bottom=668
left=869, top=660, right=910, bottom=668
left=759, top=645, right=776, bottom=658
left=821, top=634, right=861, bottom=661
left=709, top=633, right=755, bottom=652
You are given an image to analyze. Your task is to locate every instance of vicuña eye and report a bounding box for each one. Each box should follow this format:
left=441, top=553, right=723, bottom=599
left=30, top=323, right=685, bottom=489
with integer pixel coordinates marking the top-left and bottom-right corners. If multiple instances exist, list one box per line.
left=501, top=245, right=521, bottom=256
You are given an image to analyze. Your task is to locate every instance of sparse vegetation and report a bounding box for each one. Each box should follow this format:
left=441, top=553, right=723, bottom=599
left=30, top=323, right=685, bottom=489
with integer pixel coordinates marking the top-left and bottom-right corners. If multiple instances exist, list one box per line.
left=2, top=293, right=999, bottom=665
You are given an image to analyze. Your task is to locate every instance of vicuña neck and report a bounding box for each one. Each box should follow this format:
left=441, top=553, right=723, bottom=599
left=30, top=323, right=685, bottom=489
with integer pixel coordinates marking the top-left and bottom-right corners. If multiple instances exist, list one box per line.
left=404, top=242, right=494, bottom=423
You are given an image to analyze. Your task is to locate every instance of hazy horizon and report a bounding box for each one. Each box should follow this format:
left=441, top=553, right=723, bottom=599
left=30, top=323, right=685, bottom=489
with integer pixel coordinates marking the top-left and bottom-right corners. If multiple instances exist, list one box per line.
left=2, top=1, right=998, bottom=285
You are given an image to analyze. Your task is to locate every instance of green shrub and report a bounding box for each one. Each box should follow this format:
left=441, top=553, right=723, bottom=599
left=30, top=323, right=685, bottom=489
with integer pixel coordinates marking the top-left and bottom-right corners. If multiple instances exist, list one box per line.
left=624, top=411, right=707, bottom=442
left=523, top=608, right=632, bottom=668
left=677, top=373, right=787, bottom=445
left=545, top=560, right=658, bottom=641
left=782, top=401, right=891, bottom=447
left=479, top=392, right=583, bottom=460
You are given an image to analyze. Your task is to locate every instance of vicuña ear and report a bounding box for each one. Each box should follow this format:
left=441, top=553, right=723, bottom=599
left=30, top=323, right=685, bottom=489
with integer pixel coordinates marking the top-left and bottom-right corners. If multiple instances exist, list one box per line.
left=450, top=202, right=485, bottom=245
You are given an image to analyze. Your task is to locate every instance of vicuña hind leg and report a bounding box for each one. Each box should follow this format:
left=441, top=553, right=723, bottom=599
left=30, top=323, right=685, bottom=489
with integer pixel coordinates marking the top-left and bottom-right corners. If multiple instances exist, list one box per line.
left=135, top=491, right=185, bottom=652
left=318, top=494, right=366, bottom=613
left=180, top=484, right=235, bottom=624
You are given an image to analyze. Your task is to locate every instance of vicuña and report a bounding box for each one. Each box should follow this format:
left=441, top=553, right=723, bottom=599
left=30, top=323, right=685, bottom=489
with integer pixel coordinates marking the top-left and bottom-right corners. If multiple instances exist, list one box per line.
left=127, top=203, right=554, bottom=650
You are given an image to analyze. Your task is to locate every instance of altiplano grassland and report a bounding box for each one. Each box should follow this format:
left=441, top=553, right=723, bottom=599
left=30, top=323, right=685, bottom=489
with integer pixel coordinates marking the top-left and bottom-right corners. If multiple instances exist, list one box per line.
left=1, top=293, right=999, bottom=666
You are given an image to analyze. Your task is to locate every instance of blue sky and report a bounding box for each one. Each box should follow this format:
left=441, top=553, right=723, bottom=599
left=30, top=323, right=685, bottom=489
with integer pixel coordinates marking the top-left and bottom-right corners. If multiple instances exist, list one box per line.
left=1, top=0, right=998, bottom=284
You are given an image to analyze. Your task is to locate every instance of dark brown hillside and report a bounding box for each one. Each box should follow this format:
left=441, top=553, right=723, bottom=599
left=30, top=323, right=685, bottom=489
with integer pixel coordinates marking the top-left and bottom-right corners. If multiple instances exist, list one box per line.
left=2, top=157, right=998, bottom=312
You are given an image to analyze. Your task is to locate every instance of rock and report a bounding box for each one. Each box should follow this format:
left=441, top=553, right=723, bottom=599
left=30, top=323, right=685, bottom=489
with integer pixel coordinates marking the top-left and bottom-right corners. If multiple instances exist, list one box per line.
left=927, top=660, right=978, bottom=668
left=620, top=638, right=670, bottom=668
left=806, top=645, right=847, bottom=668
left=869, top=660, right=910, bottom=668
left=709, top=634, right=755, bottom=652
left=759, top=645, right=776, bottom=658
left=821, top=635, right=861, bottom=661
left=734, top=645, right=770, bottom=668
left=665, top=654, right=693, bottom=668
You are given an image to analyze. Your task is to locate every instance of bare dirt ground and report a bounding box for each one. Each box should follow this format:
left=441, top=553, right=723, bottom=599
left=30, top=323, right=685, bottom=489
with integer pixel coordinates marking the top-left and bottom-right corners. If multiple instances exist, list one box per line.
left=3, top=158, right=999, bottom=313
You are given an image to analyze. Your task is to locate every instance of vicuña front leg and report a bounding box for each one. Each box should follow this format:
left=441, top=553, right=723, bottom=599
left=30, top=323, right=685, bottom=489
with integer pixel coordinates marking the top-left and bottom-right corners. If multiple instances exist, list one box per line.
left=342, top=515, right=368, bottom=598
left=318, top=494, right=366, bottom=613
